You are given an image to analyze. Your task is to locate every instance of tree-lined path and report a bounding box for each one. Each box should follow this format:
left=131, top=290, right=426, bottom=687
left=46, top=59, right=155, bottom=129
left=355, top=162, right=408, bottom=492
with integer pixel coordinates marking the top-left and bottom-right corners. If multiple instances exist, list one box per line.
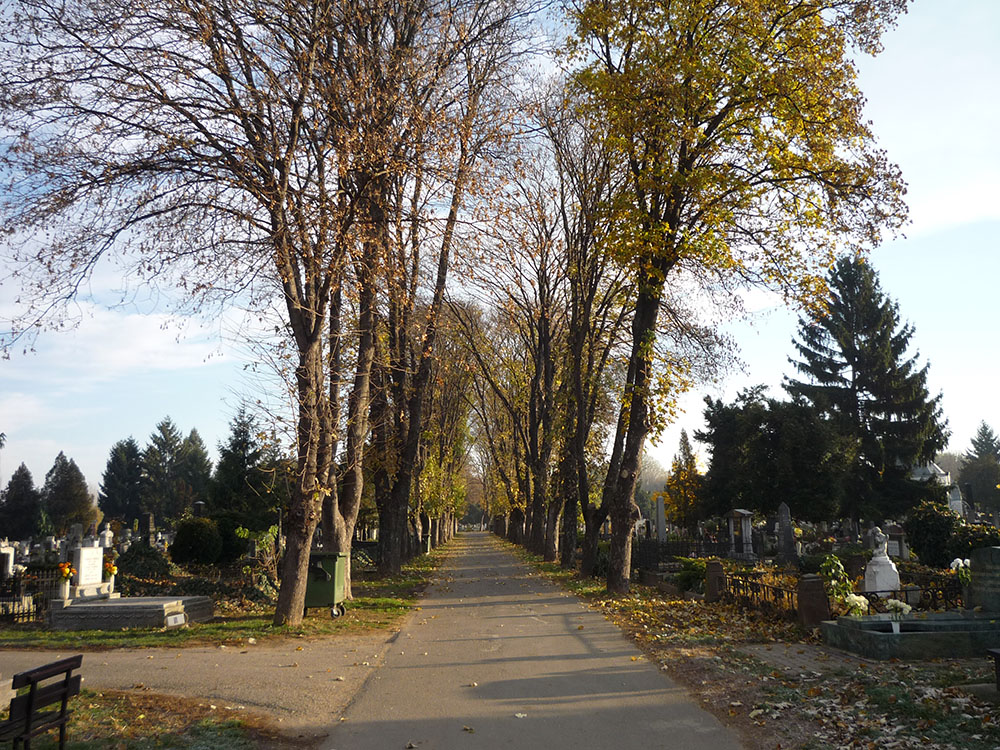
left=325, top=532, right=741, bottom=749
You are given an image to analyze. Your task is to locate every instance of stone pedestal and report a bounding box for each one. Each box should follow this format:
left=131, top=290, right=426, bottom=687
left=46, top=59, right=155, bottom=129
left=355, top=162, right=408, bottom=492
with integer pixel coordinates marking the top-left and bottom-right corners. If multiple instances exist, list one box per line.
left=797, top=574, right=830, bottom=627
left=864, top=555, right=900, bottom=597
left=705, top=560, right=725, bottom=603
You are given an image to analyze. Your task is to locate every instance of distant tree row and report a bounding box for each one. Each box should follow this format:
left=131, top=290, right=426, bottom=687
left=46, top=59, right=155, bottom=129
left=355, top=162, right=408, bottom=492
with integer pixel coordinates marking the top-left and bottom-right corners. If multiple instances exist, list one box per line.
left=0, top=408, right=289, bottom=541
left=98, top=410, right=289, bottom=531
left=0, top=453, right=94, bottom=539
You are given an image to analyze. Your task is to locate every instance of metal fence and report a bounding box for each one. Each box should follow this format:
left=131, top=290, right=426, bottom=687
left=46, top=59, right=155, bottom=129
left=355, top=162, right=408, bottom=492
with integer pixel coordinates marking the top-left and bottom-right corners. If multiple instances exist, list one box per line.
left=0, top=568, right=62, bottom=624
left=724, top=572, right=798, bottom=618
left=857, top=581, right=962, bottom=614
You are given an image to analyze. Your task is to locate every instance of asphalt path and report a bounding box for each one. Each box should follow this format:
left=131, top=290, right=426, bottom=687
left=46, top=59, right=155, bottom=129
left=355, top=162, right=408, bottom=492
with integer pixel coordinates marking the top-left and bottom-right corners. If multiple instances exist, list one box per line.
left=324, top=532, right=742, bottom=749
left=0, top=631, right=390, bottom=741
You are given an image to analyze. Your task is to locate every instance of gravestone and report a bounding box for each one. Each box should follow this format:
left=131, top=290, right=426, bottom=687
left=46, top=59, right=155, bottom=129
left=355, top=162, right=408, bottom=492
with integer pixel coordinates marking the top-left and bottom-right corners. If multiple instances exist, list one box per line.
left=863, top=526, right=900, bottom=596
left=655, top=495, right=667, bottom=543
left=99, top=523, right=114, bottom=549
left=777, top=502, right=797, bottom=563
left=0, top=546, right=13, bottom=578
left=885, top=524, right=910, bottom=561
left=73, top=546, right=103, bottom=587
left=68, top=524, right=84, bottom=548
left=141, top=513, right=155, bottom=547
left=727, top=508, right=754, bottom=558
left=966, top=546, right=1000, bottom=612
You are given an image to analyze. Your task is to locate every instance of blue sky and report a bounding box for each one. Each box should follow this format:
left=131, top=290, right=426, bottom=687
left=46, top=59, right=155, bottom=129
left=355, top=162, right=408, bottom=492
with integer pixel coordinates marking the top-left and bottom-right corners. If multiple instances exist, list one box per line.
left=1, top=2, right=998, bottom=495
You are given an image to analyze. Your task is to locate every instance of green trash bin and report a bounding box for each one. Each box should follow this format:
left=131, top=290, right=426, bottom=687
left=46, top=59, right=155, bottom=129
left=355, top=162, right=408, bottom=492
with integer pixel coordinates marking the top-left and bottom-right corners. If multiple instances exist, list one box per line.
left=303, top=551, right=347, bottom=618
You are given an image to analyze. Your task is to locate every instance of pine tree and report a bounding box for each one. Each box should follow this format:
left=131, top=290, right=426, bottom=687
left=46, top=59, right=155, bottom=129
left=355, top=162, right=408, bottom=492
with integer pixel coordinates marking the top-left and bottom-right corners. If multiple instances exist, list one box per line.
left=176, top=428, right=213, bottom=511
left=141, top=417, right=184, bottom=521
left=965, top=422, right=1000, bottom=462
left=98, top=438, right=144, bottom=522
left=211, top=408, right=277, bottom=529
left=960, top=421, right=1000, bottom=515
left=785, top=256, right=948, bottom=520
left=42, top=452, right=95, bottom=533
left=0, top=463, right=42, bottom=539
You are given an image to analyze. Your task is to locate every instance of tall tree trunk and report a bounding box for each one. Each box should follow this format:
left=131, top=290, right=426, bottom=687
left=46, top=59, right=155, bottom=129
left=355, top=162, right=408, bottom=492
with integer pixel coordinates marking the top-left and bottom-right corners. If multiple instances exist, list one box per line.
left=558, top=449, right=578, bottom=568
left=274, top=336, right=326, bottom=625
left=543, top=499, right=560, bottom=562
left=604, top=276, right=664, bottom=594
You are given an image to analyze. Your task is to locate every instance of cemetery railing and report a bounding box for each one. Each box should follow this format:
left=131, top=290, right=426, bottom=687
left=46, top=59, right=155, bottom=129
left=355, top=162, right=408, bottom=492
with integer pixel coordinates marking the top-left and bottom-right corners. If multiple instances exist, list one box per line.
left=0, top=568, right=62, bottom=624
left=723, top=571, right=798, bottom=619
left=857, top=580, right=962, bottom=614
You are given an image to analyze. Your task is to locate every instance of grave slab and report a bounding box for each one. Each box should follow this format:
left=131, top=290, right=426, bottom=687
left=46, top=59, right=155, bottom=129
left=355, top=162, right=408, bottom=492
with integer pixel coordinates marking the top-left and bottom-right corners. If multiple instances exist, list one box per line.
left=49, top=596, right=214, bottom=631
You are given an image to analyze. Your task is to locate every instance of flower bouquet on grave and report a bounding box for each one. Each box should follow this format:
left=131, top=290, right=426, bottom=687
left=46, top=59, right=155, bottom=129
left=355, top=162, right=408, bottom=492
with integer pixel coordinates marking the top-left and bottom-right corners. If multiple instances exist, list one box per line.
left=56, top=561, right=76, bottom=599
left=57, top=561, right=76, bottom=582
left=103, top=559, right=118, bottom=580
left=844, top=593, right=869, bottom=616
left=885, top=598, right=911, bottom=633
left=950, top=557, right=971, bottom=586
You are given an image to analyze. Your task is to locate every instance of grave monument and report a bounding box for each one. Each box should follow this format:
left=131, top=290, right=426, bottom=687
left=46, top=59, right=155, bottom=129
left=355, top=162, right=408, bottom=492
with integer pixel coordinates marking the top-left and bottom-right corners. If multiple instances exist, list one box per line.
left=863, top=526, right=900, bottom=596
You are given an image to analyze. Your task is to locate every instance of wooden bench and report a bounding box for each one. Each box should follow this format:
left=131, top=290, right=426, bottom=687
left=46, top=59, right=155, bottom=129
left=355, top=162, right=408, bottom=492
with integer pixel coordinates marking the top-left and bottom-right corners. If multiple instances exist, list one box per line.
left=0, top=655, right=83, bottom=749
left=988, top=649, right=1000, bottom=692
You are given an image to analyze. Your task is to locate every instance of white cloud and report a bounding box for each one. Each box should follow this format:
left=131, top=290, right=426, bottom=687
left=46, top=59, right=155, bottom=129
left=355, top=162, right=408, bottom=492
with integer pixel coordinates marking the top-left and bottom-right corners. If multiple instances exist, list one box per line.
left=2, top=302, right=231, bottom=392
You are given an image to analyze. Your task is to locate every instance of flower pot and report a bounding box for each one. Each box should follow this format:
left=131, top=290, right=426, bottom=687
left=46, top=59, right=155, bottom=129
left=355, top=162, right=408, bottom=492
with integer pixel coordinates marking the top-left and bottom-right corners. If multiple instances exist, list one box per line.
left=890, top=620, right=900, bottom=635
left=58, top=579, right=70, bottom=600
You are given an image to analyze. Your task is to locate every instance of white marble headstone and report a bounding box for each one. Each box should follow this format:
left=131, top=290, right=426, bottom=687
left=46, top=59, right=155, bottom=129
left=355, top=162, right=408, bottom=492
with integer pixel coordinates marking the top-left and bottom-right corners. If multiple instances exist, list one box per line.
left=73, top=546, right=103, bottom=586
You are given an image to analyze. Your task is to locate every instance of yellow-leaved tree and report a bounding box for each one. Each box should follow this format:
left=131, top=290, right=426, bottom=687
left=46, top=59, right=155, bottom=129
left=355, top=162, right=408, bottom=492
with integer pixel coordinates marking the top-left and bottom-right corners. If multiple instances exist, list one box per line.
left=567, top=0, right=911, bottom=592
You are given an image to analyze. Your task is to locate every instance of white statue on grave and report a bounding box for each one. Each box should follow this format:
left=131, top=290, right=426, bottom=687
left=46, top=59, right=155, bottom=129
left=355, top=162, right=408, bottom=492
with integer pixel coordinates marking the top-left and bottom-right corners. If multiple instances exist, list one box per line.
left=871, top=527, right=889, bottom=559
left=864, top=526, right=900, bottom=597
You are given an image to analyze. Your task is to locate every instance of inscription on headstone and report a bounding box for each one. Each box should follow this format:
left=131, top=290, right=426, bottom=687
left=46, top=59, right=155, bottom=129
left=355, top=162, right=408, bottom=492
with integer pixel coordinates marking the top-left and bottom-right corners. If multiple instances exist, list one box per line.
left=73, top=546, right=103, bottom=586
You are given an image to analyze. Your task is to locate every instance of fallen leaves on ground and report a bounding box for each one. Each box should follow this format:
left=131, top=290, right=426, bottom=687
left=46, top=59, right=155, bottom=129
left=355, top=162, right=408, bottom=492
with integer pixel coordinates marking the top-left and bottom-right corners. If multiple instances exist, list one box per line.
left=520, top=559, right=999, bottom=750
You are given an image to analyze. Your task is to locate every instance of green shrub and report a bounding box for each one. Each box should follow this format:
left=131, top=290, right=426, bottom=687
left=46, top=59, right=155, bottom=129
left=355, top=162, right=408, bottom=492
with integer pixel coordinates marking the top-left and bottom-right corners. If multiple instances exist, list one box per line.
left=903, top=501, right=961, bottom=569
left=798, top=553, right=827, bottom=574
left=673, top=557, right=706, bottom=592
left=819, top=554, right=852, bottom=601
left=117, top=542, right=171, bottom=579
left=170, top=517, right=223, bottom=566
left=947, top=523, right=1000, bottom=560
left=212, top=513, right=249, bottom=564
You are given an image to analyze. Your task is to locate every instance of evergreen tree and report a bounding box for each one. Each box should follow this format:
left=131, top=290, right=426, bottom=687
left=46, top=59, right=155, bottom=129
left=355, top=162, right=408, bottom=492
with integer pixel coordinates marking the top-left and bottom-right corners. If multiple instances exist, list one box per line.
left=42, top=452, right=94, bottom=533
left=697, top=390, right=849, bottom=521
left=0, top=463, right=42, bottom=539
left=965, top=422, right=1000, bottom=462
left=98, top=438, right=144, bottom=522
left=784, top=256, right=948, bottom=520
left=176, top=428, right=213, bottom=511
left=663, top=430, right=702, bottom=533
left=141, top=417, right=184, bottom=521
left=959, top=422, right=1000, bottom=516
left=211, top=408, right=277, bottom=529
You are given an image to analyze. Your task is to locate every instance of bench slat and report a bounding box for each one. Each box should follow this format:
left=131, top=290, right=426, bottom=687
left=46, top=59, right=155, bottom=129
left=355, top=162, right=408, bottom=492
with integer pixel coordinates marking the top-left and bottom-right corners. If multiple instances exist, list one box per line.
left=10, top=654, right=83, bottom=689
left=0, top=709, right=71, bottom=740
left=8, top=675, right=82, bottom=721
